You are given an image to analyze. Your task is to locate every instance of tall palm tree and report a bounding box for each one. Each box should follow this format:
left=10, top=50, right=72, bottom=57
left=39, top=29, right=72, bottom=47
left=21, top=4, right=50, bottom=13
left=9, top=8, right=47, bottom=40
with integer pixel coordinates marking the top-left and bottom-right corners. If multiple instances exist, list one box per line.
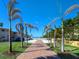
left=61, top=4, right=79, bottom=52
left=25, top=27, right=28, bottom=45
left=48, top=17, right=60, bottom=48
left=63, top=13, right=79, bottom=40
left=16, top=18, right=24, bottom=48
left=7, top=0, right=21, bottom=52
left=52, top=18, right=59, bottom=48
left=24, top=23, right=38, bottom=45
left=44, top=25, right=51, bottom=46
left=24, top=23, right=29, bottom=46
left=19, top=18, right=24, bottom=48
left=53, top=25, right=57, bottom=48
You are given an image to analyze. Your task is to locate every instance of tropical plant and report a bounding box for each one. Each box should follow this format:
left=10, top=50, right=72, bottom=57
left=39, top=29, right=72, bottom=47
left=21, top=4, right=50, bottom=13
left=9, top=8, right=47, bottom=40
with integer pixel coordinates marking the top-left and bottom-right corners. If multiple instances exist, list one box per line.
left=63, top=12, right=79, bottom=40
left=16, top=18, right=24, bottom=48
left=7, top=0, right=21, bottom=52
left=53, top=28, right=57, bottom=48
left=44, top=25, right=52, bottom=47
left=61, top=4, right=79, bottom=52
left=49, top=17, right=60, bottom=48
left=24, top=23, right=38, bottom=45
left=63, top=19, right=74, bottom=40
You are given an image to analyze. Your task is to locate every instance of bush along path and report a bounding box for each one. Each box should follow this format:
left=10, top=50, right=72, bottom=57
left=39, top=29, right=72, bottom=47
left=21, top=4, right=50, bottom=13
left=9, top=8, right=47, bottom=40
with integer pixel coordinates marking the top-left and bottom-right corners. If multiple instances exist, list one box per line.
left=16, top=40, right=60, bottom=59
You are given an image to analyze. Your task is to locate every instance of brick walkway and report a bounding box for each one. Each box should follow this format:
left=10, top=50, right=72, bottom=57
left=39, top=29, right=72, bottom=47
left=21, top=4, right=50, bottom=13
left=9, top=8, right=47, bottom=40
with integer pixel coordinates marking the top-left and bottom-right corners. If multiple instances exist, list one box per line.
left=16, top=40, right=60, bottom=59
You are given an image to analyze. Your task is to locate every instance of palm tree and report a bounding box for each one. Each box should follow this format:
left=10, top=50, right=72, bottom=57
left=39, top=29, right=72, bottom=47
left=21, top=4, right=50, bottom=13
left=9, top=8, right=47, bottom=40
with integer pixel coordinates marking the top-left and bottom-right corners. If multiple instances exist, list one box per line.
left=52, top=18, right=60, bottom=48
left=53, top=26, right=57, bottom=48
left=7, top=0, right=21, bottom=52
left=44, top=25, right=51, bottom=46
left=24, top=23, right=29, bottom=46
left=19, top=19, right=24, bottom=48
left=63, top=12, right=79, bottom=40
left=24, top=23, right=38, bottom=45
left=15, top=18, right=24, bottom=48
left=48, top=17, right=60, bottom=48
left=64, top=19, right=75, bottom=40
left=61, top=4, right=79, bottom=52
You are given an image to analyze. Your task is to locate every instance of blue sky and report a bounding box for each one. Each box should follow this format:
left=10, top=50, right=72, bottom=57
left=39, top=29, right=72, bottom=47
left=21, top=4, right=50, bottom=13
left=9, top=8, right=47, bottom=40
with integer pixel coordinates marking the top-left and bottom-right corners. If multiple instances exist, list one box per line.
left=0, top=0, right=79, bottom=37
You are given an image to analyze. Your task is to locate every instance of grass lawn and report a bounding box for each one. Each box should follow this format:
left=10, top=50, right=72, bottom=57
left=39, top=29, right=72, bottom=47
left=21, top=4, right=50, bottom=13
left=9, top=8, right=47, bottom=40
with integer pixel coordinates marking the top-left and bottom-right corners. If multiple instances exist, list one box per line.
left=50, top=44, right=79, bottom=59
left=0, top=42, right=31, bottom=59
left=64, top=45, right=79, bottom=56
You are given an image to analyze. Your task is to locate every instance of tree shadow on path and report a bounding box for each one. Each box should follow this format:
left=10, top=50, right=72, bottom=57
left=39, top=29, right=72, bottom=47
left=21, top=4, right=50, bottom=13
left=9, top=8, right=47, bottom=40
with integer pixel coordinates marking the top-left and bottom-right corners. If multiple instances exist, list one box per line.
left=58, top=52, right=79, bottom=59
left=35, top=55, right=60, bottom=59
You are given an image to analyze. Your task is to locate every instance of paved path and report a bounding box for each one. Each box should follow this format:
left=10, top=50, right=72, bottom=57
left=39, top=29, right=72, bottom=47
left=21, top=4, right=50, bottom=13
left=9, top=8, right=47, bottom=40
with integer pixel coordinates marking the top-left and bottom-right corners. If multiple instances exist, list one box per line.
left=16, top=40, right=60, bottom=59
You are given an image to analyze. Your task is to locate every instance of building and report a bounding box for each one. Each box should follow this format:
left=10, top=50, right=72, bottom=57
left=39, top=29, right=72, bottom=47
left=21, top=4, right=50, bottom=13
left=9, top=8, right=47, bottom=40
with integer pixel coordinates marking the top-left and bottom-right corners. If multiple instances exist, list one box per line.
left=0, top=28, right=20, bottom=42
left=0, top=28, right=9, bottom=41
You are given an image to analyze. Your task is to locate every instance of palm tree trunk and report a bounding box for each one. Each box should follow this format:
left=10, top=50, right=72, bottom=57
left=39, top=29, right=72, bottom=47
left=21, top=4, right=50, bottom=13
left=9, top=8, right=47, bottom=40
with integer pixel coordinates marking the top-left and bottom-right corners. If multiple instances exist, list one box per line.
left=47, top=32, right=50, bottom=44
left=26, top=26, right=28, bottom=46
left=21, top=30, right=23, bottom=48
left=9, top=19, right=12, bottom=52
left=26, top=38, right=28, bottom=46
left=49, top=32, right=52, bottom=47
left=30, top=28, right=32, bottom=37
left=54, top=30, right=56, bottom=48
left=61, top=20, right=64, bottom=52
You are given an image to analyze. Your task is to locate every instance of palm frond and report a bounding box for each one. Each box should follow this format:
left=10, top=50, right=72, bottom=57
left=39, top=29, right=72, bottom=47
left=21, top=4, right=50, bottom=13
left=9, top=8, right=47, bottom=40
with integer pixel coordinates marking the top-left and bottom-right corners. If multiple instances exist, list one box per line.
left=11, top=14, right=21, bottom=20
left=16, top=23, right=20, bottom=33
left=44, top=25, right=51, bottom=32
left=25, top=23, right=38, bottom=30
left=28, top=24, right=33, bottom=28
left=16, top=23, right=24, bottom=33
left=64, top=4, right=79, bottom=16
left=11, top=8, right=21, bottom=16
left=8, top=0, right=19, bottom=16
left=10, top=0, right=18, bottom=4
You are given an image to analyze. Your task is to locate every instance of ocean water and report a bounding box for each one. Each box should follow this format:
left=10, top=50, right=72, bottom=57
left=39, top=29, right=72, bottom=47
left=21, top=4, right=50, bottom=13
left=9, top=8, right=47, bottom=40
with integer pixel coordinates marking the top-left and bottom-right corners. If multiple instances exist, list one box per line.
left=25, top=38, right=51, bottom=43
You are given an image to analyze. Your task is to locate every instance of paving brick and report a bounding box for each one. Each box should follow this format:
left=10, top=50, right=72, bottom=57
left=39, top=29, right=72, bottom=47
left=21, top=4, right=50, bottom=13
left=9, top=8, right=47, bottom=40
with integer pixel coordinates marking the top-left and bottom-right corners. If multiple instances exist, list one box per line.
left=16, top=40, right=60, bottom=59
